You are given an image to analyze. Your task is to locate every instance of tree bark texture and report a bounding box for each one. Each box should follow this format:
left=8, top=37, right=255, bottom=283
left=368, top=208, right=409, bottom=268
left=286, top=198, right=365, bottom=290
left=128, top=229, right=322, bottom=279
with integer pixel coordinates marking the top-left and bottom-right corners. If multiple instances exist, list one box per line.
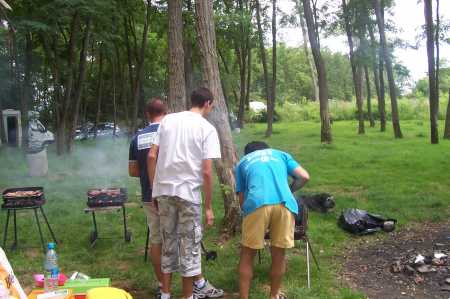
left=297, top=0, right=319, bottom=102
left=373, top=0, right=402, bottom=138
left=301, top=0, right=332, bottom=142
left=195, top=0, right=241, bottom=234
left=255, top=0, right=270, bottom=122
left=424, top=0, right=439, bottom=144
left=342, top=0, right=365, bottom=134
left=168, top=0, right=186, bottom=113
left=368, top=23, right=385, bottom=131
left=444, top=89, right=450, bottom=139
left=94, top=48, right=104, bottom=139
left=131, top=0, right=151, bottom=134
left=266, top=0, right=276, bottom=137
left=364, top=65, right=375, bottom=127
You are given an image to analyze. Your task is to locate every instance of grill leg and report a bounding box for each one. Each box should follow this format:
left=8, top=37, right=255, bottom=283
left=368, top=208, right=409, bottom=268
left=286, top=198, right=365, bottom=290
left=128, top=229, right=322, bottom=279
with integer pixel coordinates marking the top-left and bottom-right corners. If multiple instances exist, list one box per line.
left=306, top=240, right=311, bottom=289
left=34, top=208, right=46, bottom=253
left=12, top=210, right=17, bottom=249
left=39, top=207, right=58, bottom=244
left=3, top=209, right=10, bottom=249
left=89, top=211, right=98, bottom=247
left=122, top=206, right=131, bottom=242
left=144, top=226, right=149, bottom=262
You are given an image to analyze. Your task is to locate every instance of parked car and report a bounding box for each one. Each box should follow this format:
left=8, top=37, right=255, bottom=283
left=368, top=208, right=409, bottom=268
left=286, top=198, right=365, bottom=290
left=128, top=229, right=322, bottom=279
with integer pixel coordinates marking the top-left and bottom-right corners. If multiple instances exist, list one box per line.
left=74, top=122, right=122, bottom=140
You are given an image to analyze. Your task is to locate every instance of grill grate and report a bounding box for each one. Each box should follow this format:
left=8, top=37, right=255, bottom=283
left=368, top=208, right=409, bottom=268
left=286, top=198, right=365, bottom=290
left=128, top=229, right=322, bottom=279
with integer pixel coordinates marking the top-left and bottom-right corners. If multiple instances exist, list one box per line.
left=2, top=187, right=45, bottom=209
left=86, top=188, right=127, bottom=208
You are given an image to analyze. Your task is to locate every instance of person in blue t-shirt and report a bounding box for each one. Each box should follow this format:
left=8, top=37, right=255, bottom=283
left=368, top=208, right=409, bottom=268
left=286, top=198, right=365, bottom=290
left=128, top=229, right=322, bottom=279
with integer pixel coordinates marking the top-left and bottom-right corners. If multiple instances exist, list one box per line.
left=235, top=141, right=310, bottom=299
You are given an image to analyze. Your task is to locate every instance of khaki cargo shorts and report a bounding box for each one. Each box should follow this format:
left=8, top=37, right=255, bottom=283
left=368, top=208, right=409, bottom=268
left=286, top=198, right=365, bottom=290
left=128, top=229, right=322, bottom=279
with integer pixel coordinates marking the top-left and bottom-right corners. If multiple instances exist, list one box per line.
left=157, top=196, right=202, bottom=277
left=143, top=201, right=161, bottom=244
left=241, top=204, right=295, bottom=249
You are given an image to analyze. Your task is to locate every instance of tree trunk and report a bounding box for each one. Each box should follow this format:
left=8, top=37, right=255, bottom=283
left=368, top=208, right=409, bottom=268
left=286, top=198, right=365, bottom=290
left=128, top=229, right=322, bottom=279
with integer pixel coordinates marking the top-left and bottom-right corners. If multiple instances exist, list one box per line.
left=245, top=44, right=251, bottom=111
left=195, top=0, right=240, bottom=234
left=131, top=0, right=152, bottom=134
left=255, top=0, right=270, bottom=121
left=94, top=48, right=104, bottom=139
left=266, top=0, right=276, bottom=137
left=68, top=18, right=92, bottom=152
left=368, top=23, right=385, bottom=131
left=22, top=31, right=33, bottom=145
left=184, top=0, right=194, bottom=100
left=297, top=0, right=319, bottom=102
left=301, top=0, right=332, bottom=142
left=424, top=0, right=439, bottom=144
left=373, top=0, right=402, bottom=138
left=444, top=89, right=450, bottom=139
left=364, top=65, right=375, bottom=127
left=342, top=0, right=364, bottom=134
left=237, top=46, right=247, bottom=128
left=168, top=0, right=186, bottom=112
left=435, top=0, right=439, bottom=96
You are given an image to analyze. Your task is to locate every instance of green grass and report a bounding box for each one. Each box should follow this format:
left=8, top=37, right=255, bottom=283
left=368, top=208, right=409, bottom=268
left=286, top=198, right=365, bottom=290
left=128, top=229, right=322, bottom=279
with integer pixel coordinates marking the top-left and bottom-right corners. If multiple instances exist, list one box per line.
left=0, top=121, right=449, bottom=298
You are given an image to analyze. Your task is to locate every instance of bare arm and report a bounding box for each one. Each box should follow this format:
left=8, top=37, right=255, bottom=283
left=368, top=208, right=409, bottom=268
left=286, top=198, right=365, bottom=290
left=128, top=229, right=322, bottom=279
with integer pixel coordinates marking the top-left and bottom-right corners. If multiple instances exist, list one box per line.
left=238, top=192, right=244, bottom=208
left=128, top=161, right=140, bottom=177
left=290, top=165, right=310, bottom=193
left=148, top=145, right=159, bottom=186
left=202, top=159, right=214, bottom=227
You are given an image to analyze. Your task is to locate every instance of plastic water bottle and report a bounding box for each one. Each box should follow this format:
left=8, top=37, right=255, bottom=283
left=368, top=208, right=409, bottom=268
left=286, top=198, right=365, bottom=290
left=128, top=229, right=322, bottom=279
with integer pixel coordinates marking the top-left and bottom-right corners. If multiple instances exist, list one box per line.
left=44, top=243, right=59, bottom=291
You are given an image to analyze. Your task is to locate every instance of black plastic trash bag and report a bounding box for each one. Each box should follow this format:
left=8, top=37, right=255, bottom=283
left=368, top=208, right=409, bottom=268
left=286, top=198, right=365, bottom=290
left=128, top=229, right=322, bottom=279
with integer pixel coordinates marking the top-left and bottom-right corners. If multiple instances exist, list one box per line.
left=338, top=208, right=396, bottom=235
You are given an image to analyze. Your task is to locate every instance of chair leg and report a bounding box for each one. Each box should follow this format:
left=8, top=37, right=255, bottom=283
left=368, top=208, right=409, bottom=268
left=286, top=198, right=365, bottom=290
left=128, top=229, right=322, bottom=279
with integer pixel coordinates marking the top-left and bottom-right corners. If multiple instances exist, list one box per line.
left=306, top=240, right=311, bottom=289
left=144, top=226, right=149, bottom=262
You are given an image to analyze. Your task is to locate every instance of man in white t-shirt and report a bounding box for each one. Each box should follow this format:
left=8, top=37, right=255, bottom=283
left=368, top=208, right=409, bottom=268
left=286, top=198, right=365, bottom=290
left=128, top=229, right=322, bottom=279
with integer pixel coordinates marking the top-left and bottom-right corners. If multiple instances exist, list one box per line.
left=149, top=87, right=222, bottom=299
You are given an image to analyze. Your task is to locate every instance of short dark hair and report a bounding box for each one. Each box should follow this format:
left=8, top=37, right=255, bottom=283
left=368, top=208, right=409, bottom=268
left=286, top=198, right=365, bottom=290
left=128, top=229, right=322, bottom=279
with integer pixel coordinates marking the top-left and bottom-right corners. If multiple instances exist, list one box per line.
left=146, top=98, right=167, bottom=118
left=191, top=87, right=213, bottom=108
left=244, top=141, right=269, bottom=155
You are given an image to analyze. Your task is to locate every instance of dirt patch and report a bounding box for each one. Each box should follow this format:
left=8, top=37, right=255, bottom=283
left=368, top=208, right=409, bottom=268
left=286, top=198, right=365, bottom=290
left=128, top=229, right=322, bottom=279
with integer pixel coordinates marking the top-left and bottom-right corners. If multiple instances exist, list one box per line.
left=342, top=221, right=450, bottom=299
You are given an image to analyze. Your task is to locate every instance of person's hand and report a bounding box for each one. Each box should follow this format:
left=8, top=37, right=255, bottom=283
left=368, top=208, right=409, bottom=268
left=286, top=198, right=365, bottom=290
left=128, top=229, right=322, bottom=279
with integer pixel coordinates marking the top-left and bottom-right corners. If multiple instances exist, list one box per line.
left=205, top=208, right=214, bottom=227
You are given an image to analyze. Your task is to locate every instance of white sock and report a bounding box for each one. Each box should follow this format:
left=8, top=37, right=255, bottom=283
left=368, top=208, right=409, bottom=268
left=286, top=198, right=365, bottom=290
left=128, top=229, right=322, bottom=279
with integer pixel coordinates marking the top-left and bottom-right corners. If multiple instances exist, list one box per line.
left=185, top=296, right=193, bottom=299
left=161, top=292, right=170, bottom=299
left=194, top=278, right=206, bottom=288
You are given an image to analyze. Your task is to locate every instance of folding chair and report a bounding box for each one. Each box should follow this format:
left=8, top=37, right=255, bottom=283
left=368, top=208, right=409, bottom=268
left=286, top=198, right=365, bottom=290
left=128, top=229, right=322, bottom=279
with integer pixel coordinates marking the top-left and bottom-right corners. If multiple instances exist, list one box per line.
left=259, top=205, right=320, bottom=288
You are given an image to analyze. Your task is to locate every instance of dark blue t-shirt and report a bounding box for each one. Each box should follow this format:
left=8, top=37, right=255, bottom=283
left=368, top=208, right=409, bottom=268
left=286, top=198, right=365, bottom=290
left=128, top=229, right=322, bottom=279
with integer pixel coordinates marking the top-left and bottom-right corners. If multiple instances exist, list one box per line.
left=129, top=123, right=160, bottom=202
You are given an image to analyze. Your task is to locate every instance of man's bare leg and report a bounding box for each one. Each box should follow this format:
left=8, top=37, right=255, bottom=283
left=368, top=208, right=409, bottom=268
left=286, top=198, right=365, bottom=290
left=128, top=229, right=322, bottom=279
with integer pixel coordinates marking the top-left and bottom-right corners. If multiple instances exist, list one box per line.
left=161, top=273, right=172, bottom=294
left=150, top=244, right=163, bottom=284
left=182, top=276, right=194, bottom=298
left=270, top=246, right=286, bottom=299
left=239, top=246, right=257, bottom=299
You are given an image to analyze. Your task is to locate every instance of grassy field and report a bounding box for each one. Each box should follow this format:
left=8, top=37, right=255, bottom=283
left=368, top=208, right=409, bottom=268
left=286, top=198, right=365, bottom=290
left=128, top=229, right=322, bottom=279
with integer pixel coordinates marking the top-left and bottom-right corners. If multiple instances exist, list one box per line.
left=0, top=120, right=449, bottom=298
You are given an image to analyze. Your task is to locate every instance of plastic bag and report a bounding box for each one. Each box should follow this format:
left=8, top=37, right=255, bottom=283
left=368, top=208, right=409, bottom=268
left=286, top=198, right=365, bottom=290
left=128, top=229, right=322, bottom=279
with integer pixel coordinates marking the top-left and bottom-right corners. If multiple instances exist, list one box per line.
left=338, top=208, right=396, bottom=235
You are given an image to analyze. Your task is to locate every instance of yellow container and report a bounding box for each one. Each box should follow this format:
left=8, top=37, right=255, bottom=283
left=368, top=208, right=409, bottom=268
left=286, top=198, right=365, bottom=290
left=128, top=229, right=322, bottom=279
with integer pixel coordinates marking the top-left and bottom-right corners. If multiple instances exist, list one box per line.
left=86, top=287, right=132, bottom=299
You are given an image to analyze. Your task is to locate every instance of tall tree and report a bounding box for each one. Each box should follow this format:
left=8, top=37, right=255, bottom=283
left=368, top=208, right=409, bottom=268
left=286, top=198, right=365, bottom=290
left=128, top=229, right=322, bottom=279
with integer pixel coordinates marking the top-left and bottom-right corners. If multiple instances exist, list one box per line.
left=444, top=89, right=450, bottom=139
left=342, top=0, right=364, bottom=134
left=301, top=0, right=332, bottom=142
left=296, top=0, right=319, bottom=102
left=255, top=0, right=270, bottom=120
left=373, top=0, right=402, bottom=138
left=364, top=65, right=375, bottom=127
left=266, top=0, right=276, bottom=137
left=424, top=0, right=439, bottom=144
left=168, top=0, right=186, bottom=112
left=195, top=0, right=241, bottom=233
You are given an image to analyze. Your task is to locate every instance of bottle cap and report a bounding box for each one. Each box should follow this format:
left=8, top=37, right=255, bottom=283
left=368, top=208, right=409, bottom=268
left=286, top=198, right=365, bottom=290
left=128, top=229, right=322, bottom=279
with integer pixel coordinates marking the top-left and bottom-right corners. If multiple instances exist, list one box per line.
left=47, top=242, right=56, bottom=250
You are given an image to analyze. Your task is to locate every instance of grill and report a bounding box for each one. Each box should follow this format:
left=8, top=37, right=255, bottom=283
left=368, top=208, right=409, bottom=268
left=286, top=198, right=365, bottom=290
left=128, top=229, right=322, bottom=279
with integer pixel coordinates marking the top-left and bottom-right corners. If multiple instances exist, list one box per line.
left=2, top=187, right=45, bottom=209
left=86, top=188, right=127, bottom=208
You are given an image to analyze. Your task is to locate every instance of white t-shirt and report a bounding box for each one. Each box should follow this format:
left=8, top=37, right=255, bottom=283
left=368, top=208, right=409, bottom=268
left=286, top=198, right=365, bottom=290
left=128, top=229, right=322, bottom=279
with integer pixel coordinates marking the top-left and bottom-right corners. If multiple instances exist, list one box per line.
left=152, top=111, right=221, bottom=204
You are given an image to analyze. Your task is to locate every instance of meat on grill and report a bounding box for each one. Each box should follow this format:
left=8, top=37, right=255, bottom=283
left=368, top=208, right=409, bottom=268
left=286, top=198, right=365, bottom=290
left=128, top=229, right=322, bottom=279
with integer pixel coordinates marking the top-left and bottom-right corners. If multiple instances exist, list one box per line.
left=87, top=188, right=120, bottom=197
left=4, top=190, right=43, bottom=197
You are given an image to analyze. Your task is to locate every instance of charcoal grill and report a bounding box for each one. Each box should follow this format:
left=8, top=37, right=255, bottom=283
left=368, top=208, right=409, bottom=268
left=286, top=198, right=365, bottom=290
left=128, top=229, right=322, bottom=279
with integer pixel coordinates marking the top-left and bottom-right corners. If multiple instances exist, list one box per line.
left=1, top=187, right=58, bottom=253
left=84, top=188, right=131, bottom=247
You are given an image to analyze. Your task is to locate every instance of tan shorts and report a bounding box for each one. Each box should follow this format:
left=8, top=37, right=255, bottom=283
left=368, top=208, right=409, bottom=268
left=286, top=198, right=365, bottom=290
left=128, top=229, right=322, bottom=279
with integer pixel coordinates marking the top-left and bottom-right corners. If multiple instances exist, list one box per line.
left=241, top=204, right=295, bottom=249
left=143, top=201, right=161, bottom=244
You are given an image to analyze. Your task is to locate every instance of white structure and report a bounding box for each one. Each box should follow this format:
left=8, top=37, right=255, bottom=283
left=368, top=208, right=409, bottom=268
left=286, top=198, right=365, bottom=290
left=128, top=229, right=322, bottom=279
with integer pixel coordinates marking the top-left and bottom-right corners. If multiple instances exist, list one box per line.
left=26, top=111, right=54, bottom=177
left=1, top=109, right=22, bottom=148
left=249, top=101, right=267, bottom=113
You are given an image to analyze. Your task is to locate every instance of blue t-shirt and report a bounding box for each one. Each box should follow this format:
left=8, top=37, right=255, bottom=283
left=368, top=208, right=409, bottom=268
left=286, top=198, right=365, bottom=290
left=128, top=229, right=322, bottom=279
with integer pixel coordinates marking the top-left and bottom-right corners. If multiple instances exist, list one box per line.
left=129, top=123, right=160, bottom=202
left=235, top=149, right=300, bottom=216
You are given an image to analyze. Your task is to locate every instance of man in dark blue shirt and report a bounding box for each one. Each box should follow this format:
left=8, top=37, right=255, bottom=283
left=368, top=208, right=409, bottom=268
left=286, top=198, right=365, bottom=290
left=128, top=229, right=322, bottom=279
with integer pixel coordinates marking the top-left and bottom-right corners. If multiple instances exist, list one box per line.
left=129, top=98, right=166, bottom=297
